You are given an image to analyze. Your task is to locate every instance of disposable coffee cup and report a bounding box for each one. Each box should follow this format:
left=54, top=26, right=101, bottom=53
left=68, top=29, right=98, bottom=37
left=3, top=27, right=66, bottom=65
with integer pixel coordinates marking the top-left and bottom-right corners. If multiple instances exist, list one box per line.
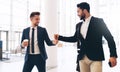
left=23, top=39, right=28, bottom=48
left=23, top=39, right=28, bottom=43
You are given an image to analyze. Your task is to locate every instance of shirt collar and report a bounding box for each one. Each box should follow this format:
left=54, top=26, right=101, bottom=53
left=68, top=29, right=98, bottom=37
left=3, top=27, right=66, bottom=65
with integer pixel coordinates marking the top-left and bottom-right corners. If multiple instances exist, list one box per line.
left=84, top=15, right=92, bottom=22
left=30, top=26, right=37, bottom=30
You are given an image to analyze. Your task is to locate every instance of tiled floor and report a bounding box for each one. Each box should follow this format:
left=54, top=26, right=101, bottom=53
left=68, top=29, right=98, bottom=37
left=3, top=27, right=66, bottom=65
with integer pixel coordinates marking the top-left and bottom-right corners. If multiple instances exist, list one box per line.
left=0, top=45, right=120, bottom=72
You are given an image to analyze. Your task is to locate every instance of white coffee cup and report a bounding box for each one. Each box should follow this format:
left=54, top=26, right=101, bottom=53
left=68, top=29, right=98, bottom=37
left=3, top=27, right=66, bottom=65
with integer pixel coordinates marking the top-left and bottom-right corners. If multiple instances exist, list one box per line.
left=23, top=39, right=29, bottom=43
left=23, top=39, right=29, bottom=47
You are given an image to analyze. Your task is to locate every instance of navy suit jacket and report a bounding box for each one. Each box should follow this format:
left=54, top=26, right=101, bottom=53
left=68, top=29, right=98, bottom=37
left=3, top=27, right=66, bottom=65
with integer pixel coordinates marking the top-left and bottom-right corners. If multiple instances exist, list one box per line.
left=21, top=26, right=54, bottom=61
left=58, top=16, right=118, bottom=61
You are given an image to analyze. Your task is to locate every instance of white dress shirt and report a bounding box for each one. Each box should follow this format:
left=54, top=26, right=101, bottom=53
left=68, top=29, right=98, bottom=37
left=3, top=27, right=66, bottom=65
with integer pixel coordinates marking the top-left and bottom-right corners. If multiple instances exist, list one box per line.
left=80, top=16, right=92, bottom=39
left=29, top=26, right=40, bottom=54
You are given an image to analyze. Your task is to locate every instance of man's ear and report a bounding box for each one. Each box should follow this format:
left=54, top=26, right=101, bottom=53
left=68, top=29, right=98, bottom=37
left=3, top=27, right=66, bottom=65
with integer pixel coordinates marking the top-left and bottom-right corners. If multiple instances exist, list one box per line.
left=84, top=9, right=89, bottom=14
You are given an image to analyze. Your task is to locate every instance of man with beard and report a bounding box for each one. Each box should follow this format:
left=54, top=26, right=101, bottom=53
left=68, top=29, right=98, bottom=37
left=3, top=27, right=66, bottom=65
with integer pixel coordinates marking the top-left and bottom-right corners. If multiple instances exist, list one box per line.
left=21, top=12, right=58, bottom=72
left=54, top=2, right=117, bottom=72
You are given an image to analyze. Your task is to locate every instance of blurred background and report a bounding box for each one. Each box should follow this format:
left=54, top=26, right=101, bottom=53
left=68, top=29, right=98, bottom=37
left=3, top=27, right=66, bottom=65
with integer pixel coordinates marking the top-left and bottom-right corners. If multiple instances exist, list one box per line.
left=0, top=0, right=120, bottom=72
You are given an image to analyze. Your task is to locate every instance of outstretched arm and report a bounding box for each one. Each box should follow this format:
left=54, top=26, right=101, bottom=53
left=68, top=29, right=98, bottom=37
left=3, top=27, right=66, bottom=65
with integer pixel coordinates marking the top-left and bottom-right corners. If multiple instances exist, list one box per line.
left=58, top=31, right=78, bottom=43
left=54, top=24, right=79, bottom=43
left=44, top=28, right=58, bottom=46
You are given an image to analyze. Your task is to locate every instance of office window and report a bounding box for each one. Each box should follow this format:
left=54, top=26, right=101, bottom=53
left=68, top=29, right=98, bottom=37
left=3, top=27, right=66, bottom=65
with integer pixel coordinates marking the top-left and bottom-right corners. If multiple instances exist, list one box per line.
left=13, top=32, right=22, bottom=50
left=0, top=0, right=42, bottom=51
left=12, top=0, right=28, bottom=28
left=28, top=0, right=42, bottom=26
left=0, top=31, right=8, bottom=51
left=0, top=0, right=11, bottom=30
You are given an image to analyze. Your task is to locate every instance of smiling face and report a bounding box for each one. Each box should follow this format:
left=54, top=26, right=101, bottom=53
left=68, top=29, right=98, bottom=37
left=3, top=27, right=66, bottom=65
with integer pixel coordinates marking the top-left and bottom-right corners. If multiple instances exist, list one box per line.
left=30, top=15, right=40, bottom=26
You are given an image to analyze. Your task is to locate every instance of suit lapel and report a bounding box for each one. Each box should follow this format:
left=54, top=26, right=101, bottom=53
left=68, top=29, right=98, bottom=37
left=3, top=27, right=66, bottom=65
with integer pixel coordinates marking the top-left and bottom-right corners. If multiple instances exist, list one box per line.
left=26, top=27, right=30, bottom=53
left=37, top=26, right=43, bottom=41
left=78, top=16, right=94, bottom=41
left=37, top=26, right=44, bottom=52
left=37, top=26, right=41, bottom=41
left=85, top=16, right=94, bottom=40
left=26, top=27, right=30, bottom=40
left=77, top=22, right=85, bottom=40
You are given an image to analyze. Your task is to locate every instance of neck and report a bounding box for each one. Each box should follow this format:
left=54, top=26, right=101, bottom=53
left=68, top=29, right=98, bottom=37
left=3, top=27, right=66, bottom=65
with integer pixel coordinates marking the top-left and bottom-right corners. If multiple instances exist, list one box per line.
left=31, top=24, right=36, bottom=27
left=85, top=13, right=90, bottom=19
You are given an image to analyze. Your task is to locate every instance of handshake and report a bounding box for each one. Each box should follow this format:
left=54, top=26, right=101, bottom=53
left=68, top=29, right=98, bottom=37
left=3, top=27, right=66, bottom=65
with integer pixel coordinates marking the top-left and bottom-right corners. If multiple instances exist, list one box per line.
left=52, top=34, right=59, bottom=45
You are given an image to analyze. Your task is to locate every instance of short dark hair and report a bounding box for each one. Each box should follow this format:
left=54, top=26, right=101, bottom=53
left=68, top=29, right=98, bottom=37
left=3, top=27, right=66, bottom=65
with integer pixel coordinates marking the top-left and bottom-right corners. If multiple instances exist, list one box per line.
left=77, top=2, right=90, bottom=13
left=30, top=12, right=40, bottom=18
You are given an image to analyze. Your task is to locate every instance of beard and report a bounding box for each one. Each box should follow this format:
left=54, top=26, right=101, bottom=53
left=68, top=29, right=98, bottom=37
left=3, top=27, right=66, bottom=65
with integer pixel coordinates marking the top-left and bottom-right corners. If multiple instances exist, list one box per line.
left=34, top=23, right=39, bottom=26
left=80, top=12, right=85, bottom=21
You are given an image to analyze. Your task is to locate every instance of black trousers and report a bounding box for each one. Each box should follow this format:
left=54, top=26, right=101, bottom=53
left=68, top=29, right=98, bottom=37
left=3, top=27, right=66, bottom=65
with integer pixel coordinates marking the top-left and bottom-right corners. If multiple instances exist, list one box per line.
left=23, top=54, right=46, bottom=72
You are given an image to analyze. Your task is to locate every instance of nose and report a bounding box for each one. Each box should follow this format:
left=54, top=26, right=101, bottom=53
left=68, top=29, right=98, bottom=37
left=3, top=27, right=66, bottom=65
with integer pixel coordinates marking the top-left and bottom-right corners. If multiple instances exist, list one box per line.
left=77, top=14, right=80, bottom=17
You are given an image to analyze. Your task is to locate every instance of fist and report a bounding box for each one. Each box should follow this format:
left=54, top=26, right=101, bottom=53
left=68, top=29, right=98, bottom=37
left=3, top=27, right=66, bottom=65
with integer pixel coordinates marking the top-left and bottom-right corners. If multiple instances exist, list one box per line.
left=109, top=57, right=117, bottom=67
left=54, top=34, right=59, bottom=40
left=53, top=40, right=58, bottom=45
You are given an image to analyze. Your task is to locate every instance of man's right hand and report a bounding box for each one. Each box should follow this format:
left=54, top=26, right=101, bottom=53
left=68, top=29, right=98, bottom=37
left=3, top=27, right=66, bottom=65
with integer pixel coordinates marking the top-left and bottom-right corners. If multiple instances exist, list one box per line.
left=54, top=34, right=59, bottom=40
left=22, top=39, right=29, bottom=48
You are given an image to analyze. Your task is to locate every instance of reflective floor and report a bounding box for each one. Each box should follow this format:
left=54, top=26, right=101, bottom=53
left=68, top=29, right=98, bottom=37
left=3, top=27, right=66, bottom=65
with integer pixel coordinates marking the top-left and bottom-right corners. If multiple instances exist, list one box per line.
left=0, top=45, right=120, bottom=72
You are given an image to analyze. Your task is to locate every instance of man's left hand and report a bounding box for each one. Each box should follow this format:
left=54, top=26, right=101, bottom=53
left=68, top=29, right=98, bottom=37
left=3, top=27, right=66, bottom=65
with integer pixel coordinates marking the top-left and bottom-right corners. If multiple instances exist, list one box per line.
left=109, top=57, right=117, bottom=67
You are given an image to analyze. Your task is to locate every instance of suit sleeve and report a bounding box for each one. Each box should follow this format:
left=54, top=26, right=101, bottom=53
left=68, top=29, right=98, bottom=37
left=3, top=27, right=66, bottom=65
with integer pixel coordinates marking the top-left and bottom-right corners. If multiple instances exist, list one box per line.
left=100, top=19, right=118, bottom=58
left=58, top=24, right=78, bottom=43
left=44, top=28, right=55, bottom=46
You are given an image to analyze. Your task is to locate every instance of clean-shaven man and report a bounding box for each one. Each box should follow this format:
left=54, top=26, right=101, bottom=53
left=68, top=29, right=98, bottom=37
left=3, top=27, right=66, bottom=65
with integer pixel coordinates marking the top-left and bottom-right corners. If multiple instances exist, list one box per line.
left=21, top=12, right=58, bottom=72
left=54, top=2, right=117, bottom=72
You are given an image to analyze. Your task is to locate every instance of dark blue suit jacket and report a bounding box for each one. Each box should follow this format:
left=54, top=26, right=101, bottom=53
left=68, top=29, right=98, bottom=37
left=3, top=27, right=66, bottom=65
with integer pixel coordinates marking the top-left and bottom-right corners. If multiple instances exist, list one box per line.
left=21, top=26, right=54, bottom=61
